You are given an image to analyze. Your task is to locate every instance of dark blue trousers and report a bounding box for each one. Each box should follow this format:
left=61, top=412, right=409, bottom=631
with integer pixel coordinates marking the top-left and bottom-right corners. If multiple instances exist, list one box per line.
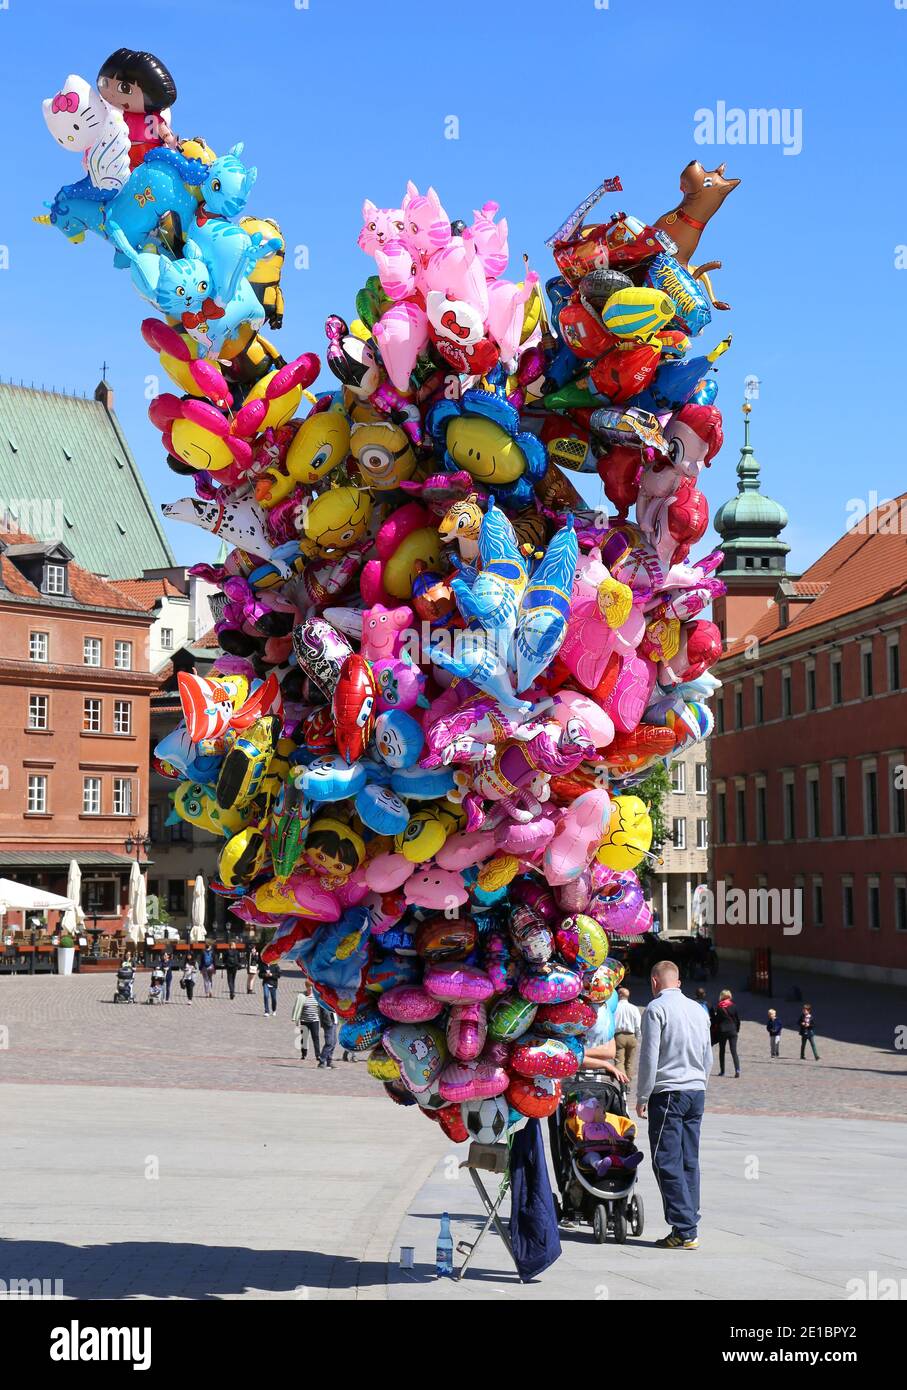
left=647, top=1089, right=705, bottom=1240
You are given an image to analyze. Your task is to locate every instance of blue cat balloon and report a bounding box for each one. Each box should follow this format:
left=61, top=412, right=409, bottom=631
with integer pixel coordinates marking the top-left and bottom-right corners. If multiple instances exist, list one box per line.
left=514, top=515, right=578, bottom=693
left=450, top=499, right=527, bottom=663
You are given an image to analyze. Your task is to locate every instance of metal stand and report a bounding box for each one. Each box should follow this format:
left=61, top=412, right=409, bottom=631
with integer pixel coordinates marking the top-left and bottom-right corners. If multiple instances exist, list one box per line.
left=455, top=1142, right=519, bottom=1280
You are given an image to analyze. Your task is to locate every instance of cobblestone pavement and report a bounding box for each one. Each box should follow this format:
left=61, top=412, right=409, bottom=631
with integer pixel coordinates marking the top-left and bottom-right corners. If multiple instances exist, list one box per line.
left=1, top=966, right=903, bottom=1119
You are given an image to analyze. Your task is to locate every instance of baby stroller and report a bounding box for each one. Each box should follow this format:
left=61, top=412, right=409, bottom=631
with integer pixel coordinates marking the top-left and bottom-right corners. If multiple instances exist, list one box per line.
left=113, top=964, right=136, bottom=1004
left=548, top=1070, right=645, bottom=1244
left=146, top=966, right=165, bottom=1005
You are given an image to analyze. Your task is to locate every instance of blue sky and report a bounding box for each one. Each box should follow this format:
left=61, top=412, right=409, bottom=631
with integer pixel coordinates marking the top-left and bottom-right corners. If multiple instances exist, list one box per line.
left=1, top=0, right=905, bottom=569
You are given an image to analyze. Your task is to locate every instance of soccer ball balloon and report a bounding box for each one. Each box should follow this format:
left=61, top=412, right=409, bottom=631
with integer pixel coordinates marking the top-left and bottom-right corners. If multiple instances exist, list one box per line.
left=461, top=1094, right=509, bottom=1144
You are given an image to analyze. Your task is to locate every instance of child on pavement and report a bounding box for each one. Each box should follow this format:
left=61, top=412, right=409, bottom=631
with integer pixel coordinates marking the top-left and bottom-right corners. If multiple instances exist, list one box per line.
left=766, top=1009, right=782, bottom=1058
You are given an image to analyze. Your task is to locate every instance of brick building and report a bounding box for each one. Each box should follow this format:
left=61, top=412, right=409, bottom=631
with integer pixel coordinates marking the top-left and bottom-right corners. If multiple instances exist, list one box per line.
left=710, top=415, right=907, bottom=985
left=650, top=743, right=710, bottom=935
left=0, top=533, right=156, bottom=926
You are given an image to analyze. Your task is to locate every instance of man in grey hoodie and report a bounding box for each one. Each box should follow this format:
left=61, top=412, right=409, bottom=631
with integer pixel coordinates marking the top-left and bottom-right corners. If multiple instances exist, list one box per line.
left=636, top=960, right=712, bottom=1250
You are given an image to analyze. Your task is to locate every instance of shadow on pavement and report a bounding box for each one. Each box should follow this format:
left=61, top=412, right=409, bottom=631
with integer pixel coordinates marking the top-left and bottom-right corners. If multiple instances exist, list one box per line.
left=0, top=1239, right=385, bottom=1300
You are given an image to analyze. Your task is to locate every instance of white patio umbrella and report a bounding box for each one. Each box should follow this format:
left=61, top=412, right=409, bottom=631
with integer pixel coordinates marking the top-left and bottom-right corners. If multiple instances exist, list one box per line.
left=62, top=859, right=84, bottom=932
left=134, top=874, right=148, bottom=938
left=189, top=874, right=207, bottom=942
left=0, top=880, right=74, bottom=933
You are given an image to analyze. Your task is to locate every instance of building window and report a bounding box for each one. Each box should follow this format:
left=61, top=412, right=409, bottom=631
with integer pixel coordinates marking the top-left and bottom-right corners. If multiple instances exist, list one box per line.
left=868, top=877, right=881, bottom=932
left=82, top=777, right=101, bottom=815
left=169, top=816, right=191, bottom=844
left=734, top=685, right=743, bottom=730
left=715, top=697, right=725, bottom=735
left=861, top=643, right=874, bottom=698
left=696, top=818, right=708, bottom=849
left=161, top=627, right=174, bottom=650
left=783, top=774, right=796, bottom=840
left=806, top=770, right=820, bottom=839
left=84, top=636, right=101, bottom=667
left=83, top=699, right=102, bottom=733
left=114, top=640, right=132, bottom=671
left=27, top=774, right=47, bottom=814
left=781, top=668, right=792, bottom=717
left=44, top=562, right=66, bottom=595
left=805, top=661, right=816, bottom=712
left=113, top=700, right=132, bottom=735
left=695, top=763, right=708, bottom=795
left=113, top=777, right=133, bottom=816
left=756, top=781, right=767, bottom=842
left=831, top=653, right=843, bottom=705
left=83, top=877, right=117, bottom=915
left=28, top=694, right=49, bottom=730
left=30, top=631, right=49, bottom=662
left=672, top=817, right=686, bottom=851
left=149, top=803, right=162, bottom=842
left=716, top=789, right=727, bottom=845
left=832, top=766, right=847, bottom=836
left=670, top=762, right=686, bottom=794
left=735, top=784, right=747, bottom=843
left=842, top=877, right=855, bottom=929
left=890, top=757, right=907, bottom=834
left=863, top=765, right=879, bottom=836
left=754, top=679, right=764, bottom=724
left=887, top=636, right=901, bottom=692
left=895, top=878, right=907, bottom=933
left=812, top=876, right=824, bottom=928
left=167, top=880, right=187, bottom=914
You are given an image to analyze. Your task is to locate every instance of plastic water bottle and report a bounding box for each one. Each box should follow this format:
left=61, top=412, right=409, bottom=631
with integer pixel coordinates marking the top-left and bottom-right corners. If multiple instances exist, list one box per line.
left=435, top=1212, right=454, bottom=1277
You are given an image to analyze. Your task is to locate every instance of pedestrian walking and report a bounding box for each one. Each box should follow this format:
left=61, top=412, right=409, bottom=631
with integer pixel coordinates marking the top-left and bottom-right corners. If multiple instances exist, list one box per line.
left=180, top=956, right=197, bottom=1003
left=246, top=945, right=259, bottom=994
left=222, top=938, right=241, bottom=1000
left=162, top=948, right=174, bottom=1003
left=318, top=1004, right=337, bottom=1068
left=612, top=986, right=642, bottom=1079
left=766, top=1008, right=783, bottom=1058
left=798, top=1004, right=820, bottom=1060
left=695, top=987, right=709, bottom=1012
left=259, top=958, right=280, bottom=1016
left=714, top=988, right=741, bottom=1077
left=292, top=982, right=321, bottom=1059
left=199, top=943, right=216, bottom=999
left=636, top=959, right=712, bottom=1250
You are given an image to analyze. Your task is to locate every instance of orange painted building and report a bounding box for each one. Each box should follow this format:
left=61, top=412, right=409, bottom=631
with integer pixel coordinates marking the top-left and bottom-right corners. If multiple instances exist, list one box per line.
left=0, top=533, right=156, bottom=926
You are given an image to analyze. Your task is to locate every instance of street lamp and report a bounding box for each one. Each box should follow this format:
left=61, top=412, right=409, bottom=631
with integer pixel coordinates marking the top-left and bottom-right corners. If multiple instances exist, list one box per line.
left=124, top=832, right=152, bottom=861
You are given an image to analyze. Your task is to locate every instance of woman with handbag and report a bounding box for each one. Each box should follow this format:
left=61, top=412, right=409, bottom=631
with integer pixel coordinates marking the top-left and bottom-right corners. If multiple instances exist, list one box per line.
left=714, top=988, right=741, bottom=1077
left=180, top=957, right=197, bottom=1004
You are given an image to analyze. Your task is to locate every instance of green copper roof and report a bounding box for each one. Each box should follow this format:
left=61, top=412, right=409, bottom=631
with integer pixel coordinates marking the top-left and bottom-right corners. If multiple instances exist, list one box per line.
left=714, top=410, right=789, bottom=541
left=0, top=380, right=173, bottom=579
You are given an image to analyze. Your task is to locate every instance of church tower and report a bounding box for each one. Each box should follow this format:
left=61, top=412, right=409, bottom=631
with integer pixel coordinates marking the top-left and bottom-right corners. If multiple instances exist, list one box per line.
left=712, top=402, right=791, bottom=646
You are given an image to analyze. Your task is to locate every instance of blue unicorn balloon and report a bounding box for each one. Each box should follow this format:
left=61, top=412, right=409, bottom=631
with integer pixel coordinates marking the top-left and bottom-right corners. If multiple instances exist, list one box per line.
left=450, top=499, right=527, bottom=665
left=514, top=515, right=579, bottom=693
left=38, top=148, right=207, bottom=264
left=431, top=631, right=532, bottom=716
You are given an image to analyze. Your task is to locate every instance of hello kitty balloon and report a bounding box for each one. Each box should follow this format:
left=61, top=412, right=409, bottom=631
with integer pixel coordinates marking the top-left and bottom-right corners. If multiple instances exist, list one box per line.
left=43, top=75, right=131, bottom=192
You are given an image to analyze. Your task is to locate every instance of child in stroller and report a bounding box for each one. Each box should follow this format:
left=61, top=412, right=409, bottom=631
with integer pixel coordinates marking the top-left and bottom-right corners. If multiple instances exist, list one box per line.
left=147, top=966, right=165, bottom=1004
left=548, top=1071, right=645, bottom=1244
left=113, top=962, right=136, bottom=1004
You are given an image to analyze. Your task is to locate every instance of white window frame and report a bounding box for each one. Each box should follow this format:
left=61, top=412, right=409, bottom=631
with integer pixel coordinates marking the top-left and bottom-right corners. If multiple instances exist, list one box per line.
left=28, top=694, right=49, bottom=730
left=83, top=698, right=102, bottom=733
left=83, top=636, right=102, bottom=668
left=696, top=817, right=708, bottom=849
left=805, top=767, right=820, bottom=840
left=29, top=631, right=49, bottom=663
left=695, top=762, right=708, bottom=795
left=113, top=777, right=132, bottom=816
left=672, top=817, right=687, bottom=851
left=160, top=627, right=174, bottom=651
left=27, top=774, right=47, bottom=814
left=44, top=563, right=66, bottom=595
left=82, top=777, right=101, bottom=815
left=113, top=700, right=132, bottom=736
left=670, top=762, right=686, bottom=794
left=114, top=640, right=132, bottom=671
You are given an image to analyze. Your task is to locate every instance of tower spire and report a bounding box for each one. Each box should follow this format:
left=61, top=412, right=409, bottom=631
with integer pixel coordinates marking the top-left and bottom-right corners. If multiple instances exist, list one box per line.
left=713, top=397, right=790, bottom=578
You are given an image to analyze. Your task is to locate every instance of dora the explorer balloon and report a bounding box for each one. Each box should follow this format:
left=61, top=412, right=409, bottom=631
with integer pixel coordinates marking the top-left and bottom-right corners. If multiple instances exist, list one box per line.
left=97, top=48, right=178, bottom=170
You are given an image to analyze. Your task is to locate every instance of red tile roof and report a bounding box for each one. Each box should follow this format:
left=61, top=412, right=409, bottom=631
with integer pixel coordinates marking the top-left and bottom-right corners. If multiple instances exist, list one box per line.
left=114, top=577, right=186, bottom=609
left=723, top=493, right=907, bottom=659
left=0, top=528, right=146, bottom=612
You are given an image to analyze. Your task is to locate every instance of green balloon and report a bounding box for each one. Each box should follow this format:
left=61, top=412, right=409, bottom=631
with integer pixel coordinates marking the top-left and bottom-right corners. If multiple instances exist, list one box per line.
left=488, top=995, right=537, bottom=1042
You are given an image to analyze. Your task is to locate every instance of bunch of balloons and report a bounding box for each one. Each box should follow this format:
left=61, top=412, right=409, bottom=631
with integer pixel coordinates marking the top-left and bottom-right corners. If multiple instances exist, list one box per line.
left=40, top=57, right=735, bottom=1142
